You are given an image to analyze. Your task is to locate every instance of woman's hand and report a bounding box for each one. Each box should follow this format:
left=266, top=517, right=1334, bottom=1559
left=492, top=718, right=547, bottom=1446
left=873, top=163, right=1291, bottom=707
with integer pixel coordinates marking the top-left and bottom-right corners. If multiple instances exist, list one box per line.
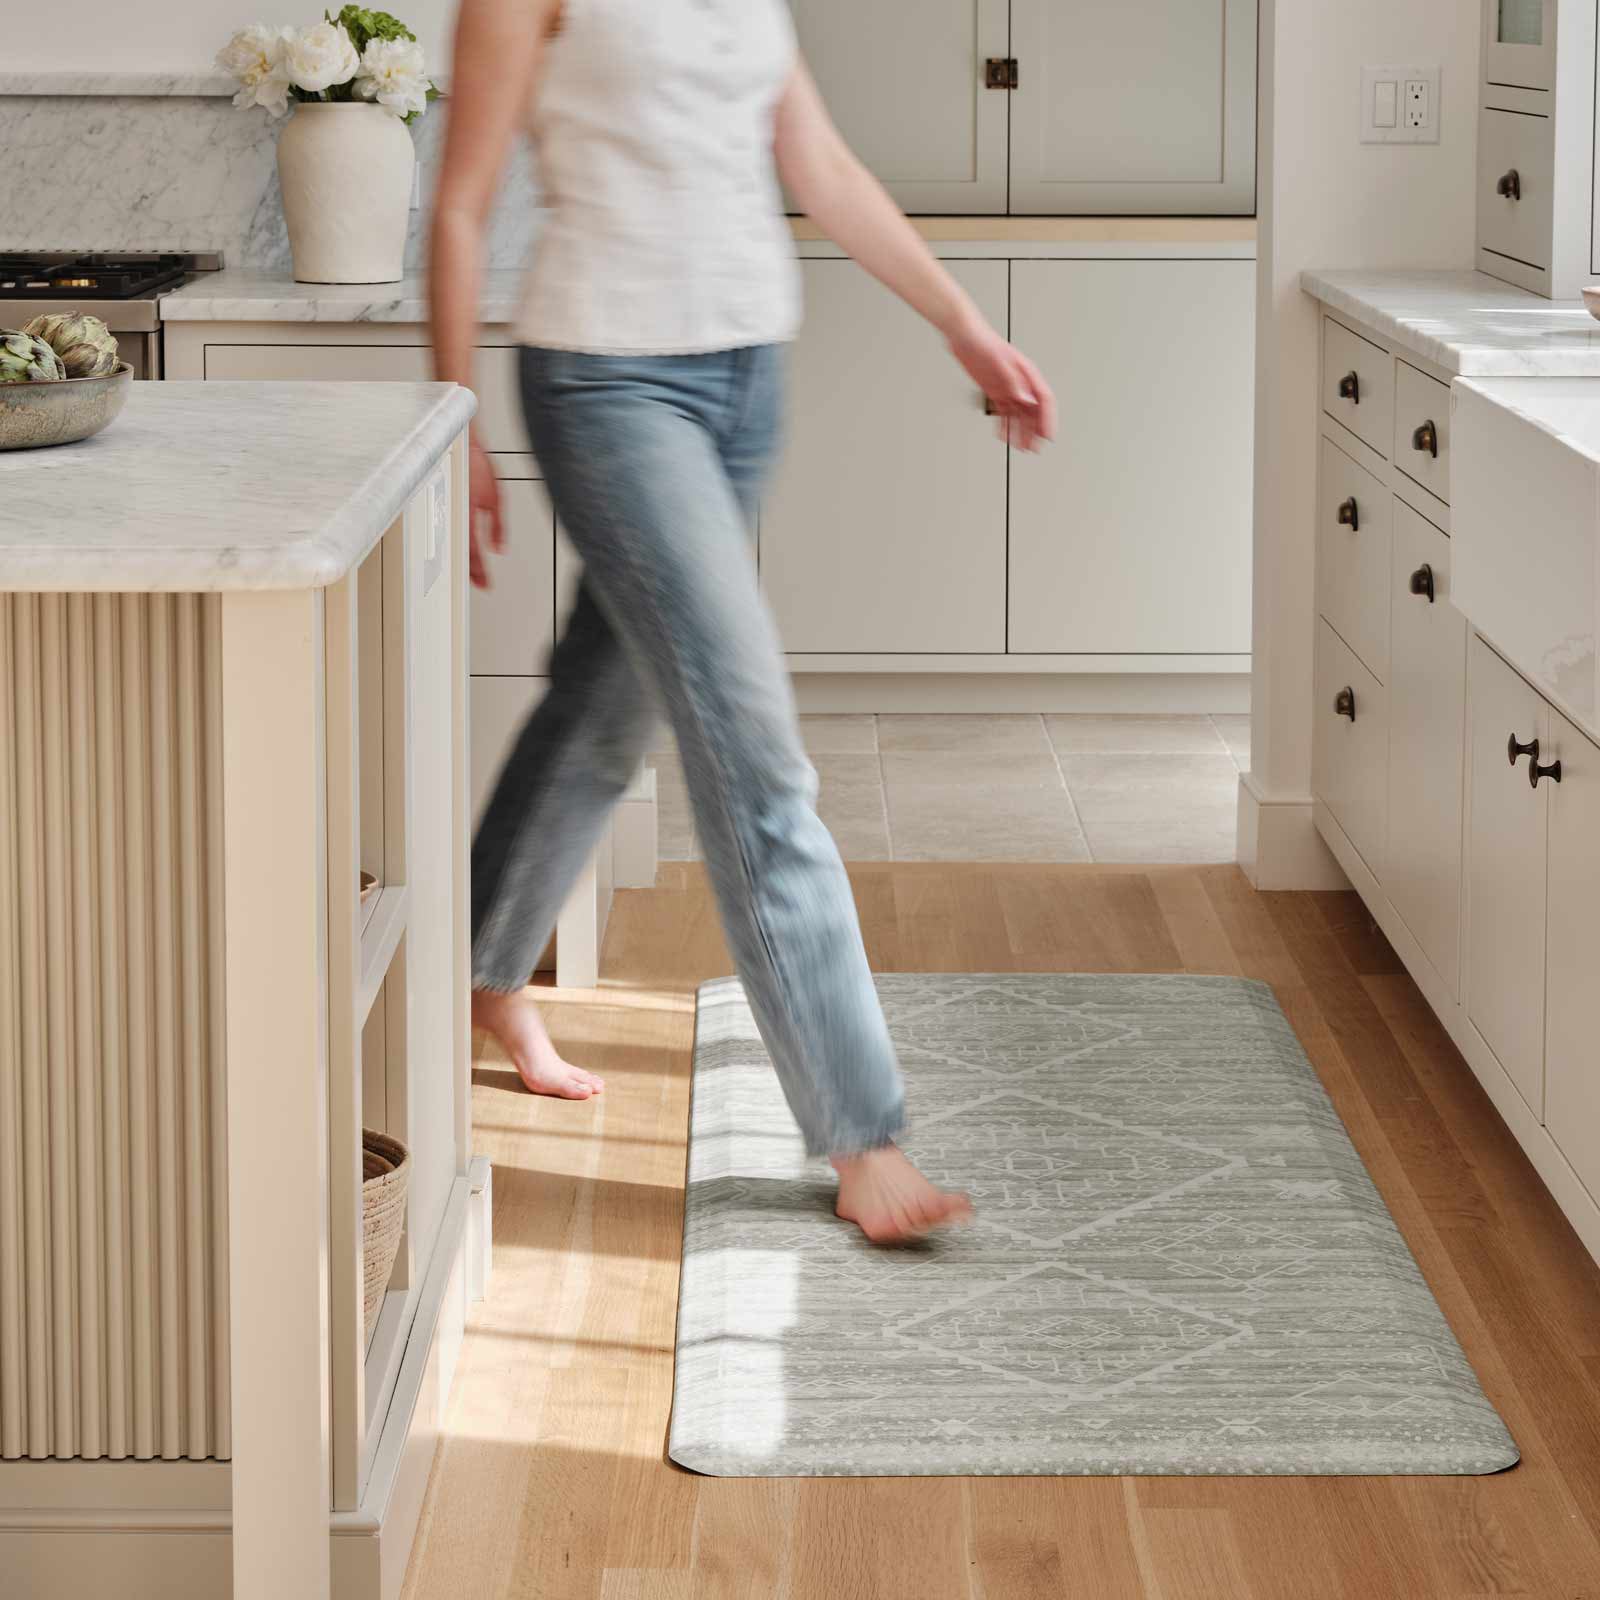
left=468, top=434, right=504, bottom=589
left=949, top=322, right=1057, bottom=453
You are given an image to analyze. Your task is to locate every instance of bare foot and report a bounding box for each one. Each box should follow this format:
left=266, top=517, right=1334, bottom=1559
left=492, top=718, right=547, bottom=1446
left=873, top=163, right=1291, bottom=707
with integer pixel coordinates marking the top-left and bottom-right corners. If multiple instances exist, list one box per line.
left=831, top=1145, right=973, bottom=1244
left=471, top=987, right=605, bottom=1101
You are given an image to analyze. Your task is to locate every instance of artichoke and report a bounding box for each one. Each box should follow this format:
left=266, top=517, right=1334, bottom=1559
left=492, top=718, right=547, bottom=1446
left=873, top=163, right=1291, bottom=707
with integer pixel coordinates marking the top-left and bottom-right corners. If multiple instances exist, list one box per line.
left=0, top=331, right=66, bottom=384
left=22, top=312, right=120, bottom=379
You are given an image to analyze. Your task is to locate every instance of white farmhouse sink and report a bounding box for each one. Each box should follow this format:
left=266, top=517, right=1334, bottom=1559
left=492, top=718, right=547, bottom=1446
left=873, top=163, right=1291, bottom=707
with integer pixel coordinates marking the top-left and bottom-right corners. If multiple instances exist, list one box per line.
left=1454, top=376, right=1600, bottom=732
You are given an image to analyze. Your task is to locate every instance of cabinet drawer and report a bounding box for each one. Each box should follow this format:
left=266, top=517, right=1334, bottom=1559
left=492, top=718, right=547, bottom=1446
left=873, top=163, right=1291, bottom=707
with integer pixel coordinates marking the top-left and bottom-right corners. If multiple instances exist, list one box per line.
left=1386, top=504, right=1466, bottom=996
left=201, top=343, right=529, bottom=454
left=1478, top=108, right=1553, bottom=273
left=1313, top=617, right=1388, bottom=874
left=1466, top=634, right=1548, bottom=1118
left=1393, top=361, right=1451, bottom=504
left=1316, top=436, right=1390, bottom=681
left=1322, top=317, right=1392, bottom=458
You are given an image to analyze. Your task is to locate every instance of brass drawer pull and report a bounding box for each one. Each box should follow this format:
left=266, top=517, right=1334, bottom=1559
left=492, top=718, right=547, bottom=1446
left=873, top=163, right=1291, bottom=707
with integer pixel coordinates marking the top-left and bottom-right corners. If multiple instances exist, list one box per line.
left=1496, top=168, right=1522, bottom=201
left=1334, top=686, right=1356, bottom=721
left=1412, top=418, right=1439, bottom=458
left=1337, top=496, right=1359, bottom=532
left=1409, top=563, right=1435, bottom=602
left=1337, top=370, right=1360, bottom=404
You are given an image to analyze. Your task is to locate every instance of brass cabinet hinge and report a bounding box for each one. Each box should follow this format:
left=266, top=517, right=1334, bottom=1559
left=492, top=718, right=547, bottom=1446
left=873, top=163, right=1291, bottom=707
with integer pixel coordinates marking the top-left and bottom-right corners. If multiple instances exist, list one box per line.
left=985, top=57, right=1019, bottom=90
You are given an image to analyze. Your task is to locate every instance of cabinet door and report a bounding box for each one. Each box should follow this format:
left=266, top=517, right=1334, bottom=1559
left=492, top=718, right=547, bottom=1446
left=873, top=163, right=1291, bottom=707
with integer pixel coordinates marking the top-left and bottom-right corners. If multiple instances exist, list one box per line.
left=760, top=259, right=1008, bottom=654
left=470, top=676, right=546, bottom=825
left=1466, top=635, right=1548, bottom=1117
left=1546, top=709, right=1600, bottom=1198
left=790, top=0, right=1009, bottom=214
left=1007, top=259, right=1254, bottom=655
left=1483, top=0, right=1555, bottom=93
left=1313, top=617, right=1389, bottom=874
left=1386, top=504, right=1467, bottom=997
left=1009, top=0, right=1257, bottom=214
left=469, top=467, right=556, bottom=676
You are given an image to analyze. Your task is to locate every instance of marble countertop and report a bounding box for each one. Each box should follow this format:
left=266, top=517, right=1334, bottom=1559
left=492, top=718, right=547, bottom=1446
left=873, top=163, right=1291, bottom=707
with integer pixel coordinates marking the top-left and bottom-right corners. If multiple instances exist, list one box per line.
left=160, top=270, right=527, bottom=325
left=0, top=381, right=475, bottom=592
left=1302, top=269, right=1600, bottom=376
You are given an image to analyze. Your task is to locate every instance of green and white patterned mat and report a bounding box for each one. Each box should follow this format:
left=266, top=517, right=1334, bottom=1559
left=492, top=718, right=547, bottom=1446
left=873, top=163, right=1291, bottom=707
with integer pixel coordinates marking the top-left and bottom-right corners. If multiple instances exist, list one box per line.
left=669, top=974, right=1518, bottom=1477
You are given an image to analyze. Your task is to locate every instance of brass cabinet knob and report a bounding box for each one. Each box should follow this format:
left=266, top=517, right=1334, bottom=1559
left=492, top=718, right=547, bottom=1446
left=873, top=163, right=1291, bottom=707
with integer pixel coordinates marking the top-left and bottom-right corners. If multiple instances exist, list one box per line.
left=1508, top=732, right=1538, bottom=767
left=1409, top=563, right=1435, bottom=602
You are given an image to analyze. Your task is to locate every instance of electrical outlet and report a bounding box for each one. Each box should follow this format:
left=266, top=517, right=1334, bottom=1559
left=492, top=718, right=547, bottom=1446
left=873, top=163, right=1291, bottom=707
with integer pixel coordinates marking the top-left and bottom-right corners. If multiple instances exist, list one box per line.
left=1361, top=65, right=1440, bottom=144
left=1404, top=78, right=1429, bottom=129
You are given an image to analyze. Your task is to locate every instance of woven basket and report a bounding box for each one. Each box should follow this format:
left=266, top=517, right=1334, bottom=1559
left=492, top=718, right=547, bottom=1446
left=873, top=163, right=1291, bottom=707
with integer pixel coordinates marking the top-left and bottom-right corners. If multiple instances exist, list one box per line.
left=361, top=1129, right=410, bottom=1339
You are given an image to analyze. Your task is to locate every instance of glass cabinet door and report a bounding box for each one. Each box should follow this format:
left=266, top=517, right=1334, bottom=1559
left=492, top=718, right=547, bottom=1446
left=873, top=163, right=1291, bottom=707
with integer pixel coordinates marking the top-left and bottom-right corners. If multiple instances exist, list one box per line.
left=1484, top=0, right=1555, bottom=92
left=1497, top=0, right=1544, bottom=44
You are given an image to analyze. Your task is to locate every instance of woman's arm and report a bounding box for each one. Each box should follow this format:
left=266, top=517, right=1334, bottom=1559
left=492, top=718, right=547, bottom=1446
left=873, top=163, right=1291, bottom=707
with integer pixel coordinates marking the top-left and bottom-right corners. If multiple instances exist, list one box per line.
left=430, top=0, right=557, bottom=585
left=774, top=62, right=1056, bottom=452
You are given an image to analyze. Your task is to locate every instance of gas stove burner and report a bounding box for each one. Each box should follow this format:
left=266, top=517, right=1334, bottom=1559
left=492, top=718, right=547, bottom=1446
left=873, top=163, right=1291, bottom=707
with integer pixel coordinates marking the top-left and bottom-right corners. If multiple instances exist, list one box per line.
left=0, top=252, right=195, bottom=300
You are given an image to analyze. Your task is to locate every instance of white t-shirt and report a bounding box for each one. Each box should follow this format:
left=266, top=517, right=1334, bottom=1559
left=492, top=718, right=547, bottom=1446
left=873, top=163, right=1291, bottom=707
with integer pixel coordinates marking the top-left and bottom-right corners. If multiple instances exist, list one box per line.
left=514, top=0, right=804, bottom=355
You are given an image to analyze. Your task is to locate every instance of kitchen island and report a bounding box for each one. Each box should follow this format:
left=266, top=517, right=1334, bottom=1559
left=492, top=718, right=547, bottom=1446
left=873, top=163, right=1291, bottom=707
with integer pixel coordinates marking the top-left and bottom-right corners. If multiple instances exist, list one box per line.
left=0, top=381, right=484, bottom=1600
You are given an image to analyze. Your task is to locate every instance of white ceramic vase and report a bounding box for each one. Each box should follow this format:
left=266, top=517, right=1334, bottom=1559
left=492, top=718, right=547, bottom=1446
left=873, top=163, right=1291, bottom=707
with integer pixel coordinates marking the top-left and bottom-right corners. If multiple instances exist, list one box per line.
left=276, top=102, right=414, bottom=285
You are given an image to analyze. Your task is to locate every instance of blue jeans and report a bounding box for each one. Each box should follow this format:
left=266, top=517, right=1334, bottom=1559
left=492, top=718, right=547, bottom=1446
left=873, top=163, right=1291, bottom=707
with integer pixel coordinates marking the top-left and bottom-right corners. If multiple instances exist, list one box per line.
left=471, top=344, right=906, bottom=1157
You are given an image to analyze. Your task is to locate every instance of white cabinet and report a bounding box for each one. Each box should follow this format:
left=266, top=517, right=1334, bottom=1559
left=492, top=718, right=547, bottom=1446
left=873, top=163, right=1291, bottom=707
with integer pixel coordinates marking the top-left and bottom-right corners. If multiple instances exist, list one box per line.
left=469, top=470, right=556, bottom=676
left=1322, top=317, right=1393, bottom=459
left=470, top=675, right=545, bottom=825
left=1006, top=258, right=1254, bottom=655
left=1474, top=0, right=1597, bottom=296
left=794, top=0, right=1257, bottom=217
left=790, top=0, right=1009, bottom=214
left=1486, top=0, right=1556, bottom=89
left=1466, top=634, right=1550, bottom=1117
left=759, top=258, right=1009, bottom=653
left=1008, top=0, right=1257, bottom=215
left=1316, top=436, right=1391, bottom=683
left=1545, top=708, right=1600, bottom=1204
left=1393, top=361, right=1451, bottom=505
left=1313, top=617, right=1389, bottom=874
left=1386, top=503, right=1466, bottom=996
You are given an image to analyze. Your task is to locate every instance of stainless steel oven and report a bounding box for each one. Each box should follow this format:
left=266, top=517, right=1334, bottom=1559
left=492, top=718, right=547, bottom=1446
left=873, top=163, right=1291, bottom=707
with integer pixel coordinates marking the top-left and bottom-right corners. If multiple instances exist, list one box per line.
left=0, top=253, right=222, bottom=379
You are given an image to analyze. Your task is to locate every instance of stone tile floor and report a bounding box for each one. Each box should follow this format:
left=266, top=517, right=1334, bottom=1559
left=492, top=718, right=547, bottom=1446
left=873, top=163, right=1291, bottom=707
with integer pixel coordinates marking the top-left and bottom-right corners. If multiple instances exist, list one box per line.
left=648, top=712, right=1249, bottom=864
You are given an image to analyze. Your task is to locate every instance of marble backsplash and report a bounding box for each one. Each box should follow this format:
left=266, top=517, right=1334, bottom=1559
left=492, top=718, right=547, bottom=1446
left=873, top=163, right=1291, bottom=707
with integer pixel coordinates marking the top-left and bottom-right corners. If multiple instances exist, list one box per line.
left=0, top=87, right=542, bottom=272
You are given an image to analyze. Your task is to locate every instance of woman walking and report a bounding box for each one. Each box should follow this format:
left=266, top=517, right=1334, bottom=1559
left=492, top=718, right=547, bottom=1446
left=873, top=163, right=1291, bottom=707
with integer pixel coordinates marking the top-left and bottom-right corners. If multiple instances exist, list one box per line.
left=432, top=0, right=1055, bottom=1243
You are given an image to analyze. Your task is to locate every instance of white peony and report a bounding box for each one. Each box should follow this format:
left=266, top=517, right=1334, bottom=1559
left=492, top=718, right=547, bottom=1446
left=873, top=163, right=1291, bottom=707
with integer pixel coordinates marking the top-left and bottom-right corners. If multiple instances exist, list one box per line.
left=354, top=37, right=430, bottom=119
left=215, top=24, right=293, bottom=116
left=283, top=20, right=361, bottom=95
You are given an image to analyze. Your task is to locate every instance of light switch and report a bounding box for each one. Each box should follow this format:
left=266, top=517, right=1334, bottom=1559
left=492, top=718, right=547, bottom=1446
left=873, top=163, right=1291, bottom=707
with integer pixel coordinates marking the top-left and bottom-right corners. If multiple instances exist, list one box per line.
left=1374, top=79, right=1398, bottom=128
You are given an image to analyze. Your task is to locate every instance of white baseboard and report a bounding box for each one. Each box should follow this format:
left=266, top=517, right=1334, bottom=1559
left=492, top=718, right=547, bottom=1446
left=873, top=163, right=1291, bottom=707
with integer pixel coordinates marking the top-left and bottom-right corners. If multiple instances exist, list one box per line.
left=4, top=1172, right=486, bottom=1600
left=792, top=672, right=1251, bottom=715
left=1236, top=774, right=1349, bottom=890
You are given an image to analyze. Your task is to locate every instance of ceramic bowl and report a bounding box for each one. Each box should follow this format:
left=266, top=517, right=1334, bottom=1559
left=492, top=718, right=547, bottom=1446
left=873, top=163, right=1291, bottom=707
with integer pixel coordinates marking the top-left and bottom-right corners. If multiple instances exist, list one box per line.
left=1583, top=285, right=1600, bottom=323
left=0, top=362, right=134, bottom=451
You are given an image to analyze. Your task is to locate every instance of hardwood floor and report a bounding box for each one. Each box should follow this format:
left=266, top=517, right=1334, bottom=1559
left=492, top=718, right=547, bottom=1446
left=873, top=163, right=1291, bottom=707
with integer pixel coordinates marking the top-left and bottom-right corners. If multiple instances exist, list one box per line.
left=401, top=864, right=1600, bottom=1600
